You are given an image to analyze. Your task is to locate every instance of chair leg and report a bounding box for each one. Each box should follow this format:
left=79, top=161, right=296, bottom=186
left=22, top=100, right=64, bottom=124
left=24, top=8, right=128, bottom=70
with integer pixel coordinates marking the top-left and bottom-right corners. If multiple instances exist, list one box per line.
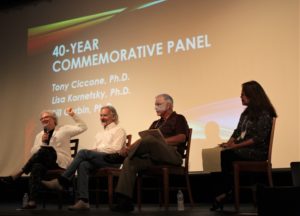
left=185, top=173, right=194, bottom=206
left=159, top=187, right=163, bottom=207
left=162, top=169, right=169, bottom=210
left=42, top=193, right=46, bottom=208
left=71, top=178, right=77, bottom=204
left=267, top=165, right=273, bottom=187
left=108, top=175, right=113, bottom=208
left=137, top=175, right=142, bottom=211
left=234, top=165, right=240, bottom=212
left=57, top=191, right=63, bottom=209
left=95, top=178, right=100, bottom=208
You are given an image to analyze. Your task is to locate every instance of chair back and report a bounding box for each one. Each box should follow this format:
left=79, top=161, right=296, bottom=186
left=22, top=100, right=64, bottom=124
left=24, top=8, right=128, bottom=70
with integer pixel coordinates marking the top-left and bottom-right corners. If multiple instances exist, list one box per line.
left=267, top=118, right=276, bottom=163
left=182, top=128, right=193, bottom=170
left=70, top=138, right=79, bottom=158
left=126, top=134, right=132, bottom=147
left=117, top=135, right=131, bottom=169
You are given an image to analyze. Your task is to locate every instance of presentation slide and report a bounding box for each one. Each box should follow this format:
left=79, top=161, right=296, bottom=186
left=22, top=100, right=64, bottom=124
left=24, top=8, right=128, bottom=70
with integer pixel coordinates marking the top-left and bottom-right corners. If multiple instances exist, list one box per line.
left=0, top=0, right=299, bottom=175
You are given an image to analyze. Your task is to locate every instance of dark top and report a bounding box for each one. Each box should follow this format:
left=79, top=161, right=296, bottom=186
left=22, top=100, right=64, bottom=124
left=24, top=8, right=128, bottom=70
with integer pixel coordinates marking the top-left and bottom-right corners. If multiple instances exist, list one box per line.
left=45, top=129, right=55, bottom=145
left=231, top=110, right=273, bottom=160
left=149, top=111, right=189, bottom=157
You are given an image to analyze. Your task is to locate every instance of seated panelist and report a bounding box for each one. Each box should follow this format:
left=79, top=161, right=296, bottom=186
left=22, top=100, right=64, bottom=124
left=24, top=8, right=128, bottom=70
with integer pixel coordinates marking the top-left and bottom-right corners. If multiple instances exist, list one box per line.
left=1, top=107, right=88, bottom=209
left=210, top=81, right=277, bottom=211
left=111, top=93, right=190, bottom=212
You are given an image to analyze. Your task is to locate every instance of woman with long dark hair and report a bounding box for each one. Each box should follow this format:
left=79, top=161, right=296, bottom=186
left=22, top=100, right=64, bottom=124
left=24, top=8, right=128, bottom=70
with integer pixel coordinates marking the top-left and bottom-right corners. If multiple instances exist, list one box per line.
left=210, top=80, right=277, bottom=211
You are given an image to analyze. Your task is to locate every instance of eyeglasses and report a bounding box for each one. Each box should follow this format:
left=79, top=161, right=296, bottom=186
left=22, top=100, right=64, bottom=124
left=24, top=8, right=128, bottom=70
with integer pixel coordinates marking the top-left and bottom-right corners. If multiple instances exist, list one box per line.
left=155, top=102, right=167, bottom=106
left=40, top=116, right=52, bottom=121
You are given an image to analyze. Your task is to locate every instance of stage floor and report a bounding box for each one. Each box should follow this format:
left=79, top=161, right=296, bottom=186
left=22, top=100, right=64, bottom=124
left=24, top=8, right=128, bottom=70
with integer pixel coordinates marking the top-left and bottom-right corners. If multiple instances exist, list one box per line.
left=0, top=202, right=258, bottom=216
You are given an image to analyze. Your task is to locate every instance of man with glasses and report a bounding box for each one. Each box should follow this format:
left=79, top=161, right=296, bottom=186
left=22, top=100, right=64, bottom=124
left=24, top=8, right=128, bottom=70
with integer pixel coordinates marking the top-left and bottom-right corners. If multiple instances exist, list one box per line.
left=0, top=107, right=87, bottom=209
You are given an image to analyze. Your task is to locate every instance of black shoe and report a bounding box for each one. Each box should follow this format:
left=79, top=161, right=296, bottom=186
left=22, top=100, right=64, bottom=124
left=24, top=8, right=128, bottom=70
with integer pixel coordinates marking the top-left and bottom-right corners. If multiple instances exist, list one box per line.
left=210, top=190, right=232, bottom=211
left=210, top=199, right=223, bottom=211
left=111, top=204, right=134, bottom=213
left=0, top=176, right=14, bottom=184
left=110, top=194, right=134, bottom=212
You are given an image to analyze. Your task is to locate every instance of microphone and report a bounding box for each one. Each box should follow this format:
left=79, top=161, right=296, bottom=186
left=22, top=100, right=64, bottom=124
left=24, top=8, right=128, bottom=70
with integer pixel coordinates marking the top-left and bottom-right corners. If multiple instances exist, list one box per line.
left=43, top=127, right=49, bottom=145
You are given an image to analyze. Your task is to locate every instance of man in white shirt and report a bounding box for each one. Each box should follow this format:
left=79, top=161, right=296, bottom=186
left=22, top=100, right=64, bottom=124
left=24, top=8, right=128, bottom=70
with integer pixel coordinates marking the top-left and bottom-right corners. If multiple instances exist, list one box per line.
left=42, top=105, right=127, bottom=210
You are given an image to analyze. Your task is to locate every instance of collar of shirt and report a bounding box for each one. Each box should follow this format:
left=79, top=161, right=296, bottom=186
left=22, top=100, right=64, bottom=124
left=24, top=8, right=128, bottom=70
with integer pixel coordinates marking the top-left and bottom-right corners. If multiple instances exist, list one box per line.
left=104, top=122, right=117, bottom=130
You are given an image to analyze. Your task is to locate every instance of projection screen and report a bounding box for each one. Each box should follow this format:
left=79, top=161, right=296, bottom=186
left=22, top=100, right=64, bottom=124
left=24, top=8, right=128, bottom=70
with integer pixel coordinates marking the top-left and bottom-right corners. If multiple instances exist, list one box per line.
left=0, top=0, right=299, bottom=175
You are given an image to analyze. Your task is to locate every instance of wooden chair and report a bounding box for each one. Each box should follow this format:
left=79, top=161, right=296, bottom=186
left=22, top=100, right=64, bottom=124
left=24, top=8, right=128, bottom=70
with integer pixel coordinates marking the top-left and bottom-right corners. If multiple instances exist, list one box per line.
left=290, top=161, right=300, bottom=186
left=233, top=118, right=276, bottom=212
left=91, top=134, right=132, bottom=208
left=41, top=138, right=79, bottom=209
left=137, top=128, right=194, bottom=211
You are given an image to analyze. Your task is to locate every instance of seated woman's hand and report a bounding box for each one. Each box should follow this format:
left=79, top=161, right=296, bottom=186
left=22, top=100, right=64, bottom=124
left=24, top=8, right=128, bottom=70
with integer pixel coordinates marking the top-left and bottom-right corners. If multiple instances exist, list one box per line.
left=219, top=140, right=236, bottom=149
left=224, top=142, right=235, bottom=149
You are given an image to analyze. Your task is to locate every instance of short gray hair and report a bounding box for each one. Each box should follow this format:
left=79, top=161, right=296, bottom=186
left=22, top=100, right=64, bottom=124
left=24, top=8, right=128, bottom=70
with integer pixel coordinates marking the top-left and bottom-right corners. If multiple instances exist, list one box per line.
left=101, top=105, right=119, bottom=124
left=40, top=110, right=58, bottom=125
left=156, top=93, right=174, bottom=105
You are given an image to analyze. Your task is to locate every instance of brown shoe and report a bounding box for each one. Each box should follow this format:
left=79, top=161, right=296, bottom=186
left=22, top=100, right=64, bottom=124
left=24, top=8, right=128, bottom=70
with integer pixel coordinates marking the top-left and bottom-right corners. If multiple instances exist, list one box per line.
left=110, top=194, right=134, bottom=212
left=68, top=200, right=90, bottom=211
left=41, top=179, right=63, bottom=191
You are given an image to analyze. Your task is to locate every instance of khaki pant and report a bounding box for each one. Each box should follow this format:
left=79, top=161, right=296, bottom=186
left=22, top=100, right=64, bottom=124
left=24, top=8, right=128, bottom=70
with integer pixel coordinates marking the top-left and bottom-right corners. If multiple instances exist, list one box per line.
left=115, top=136, right=182, bottom=198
